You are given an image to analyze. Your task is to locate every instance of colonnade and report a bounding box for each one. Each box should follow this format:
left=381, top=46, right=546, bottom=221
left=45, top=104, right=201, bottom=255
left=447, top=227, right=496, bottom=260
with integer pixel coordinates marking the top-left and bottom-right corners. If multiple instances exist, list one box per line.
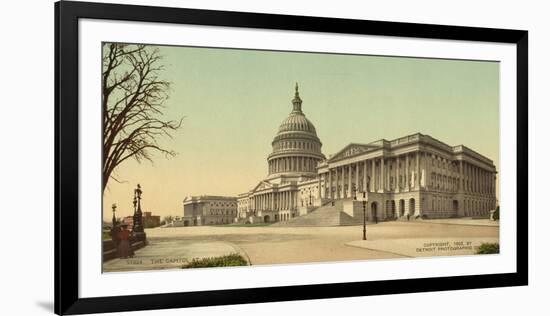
left=320, top=151, right=496, bottom=200
left=458, top=161, right=496, bottom=196
left=268, top=156, right=319, bottom=174
left=321, top=152, right=423, bottom=199
left=250, top=190, right=297, bottom=211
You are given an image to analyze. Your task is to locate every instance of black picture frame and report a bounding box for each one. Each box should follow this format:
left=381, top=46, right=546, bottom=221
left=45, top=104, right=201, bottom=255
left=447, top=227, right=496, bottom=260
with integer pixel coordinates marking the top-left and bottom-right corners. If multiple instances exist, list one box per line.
left=55, top=1, right=528, bottom=315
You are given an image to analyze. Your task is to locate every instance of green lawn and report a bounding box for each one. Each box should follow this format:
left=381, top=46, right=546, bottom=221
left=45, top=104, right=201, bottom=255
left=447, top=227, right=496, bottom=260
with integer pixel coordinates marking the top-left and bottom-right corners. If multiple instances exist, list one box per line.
left=182, top=253, right=249, bottom=268
left=476, top=242, right=499, bottom=254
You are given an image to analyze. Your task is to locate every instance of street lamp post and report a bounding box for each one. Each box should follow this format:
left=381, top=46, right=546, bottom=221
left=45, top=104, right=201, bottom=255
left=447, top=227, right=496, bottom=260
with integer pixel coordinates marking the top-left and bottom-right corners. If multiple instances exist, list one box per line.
left=132, top=184, right=146, bottom=242
left=354, top=186, right=367, bottom=240
left=111, top=203, right=117, bottom=227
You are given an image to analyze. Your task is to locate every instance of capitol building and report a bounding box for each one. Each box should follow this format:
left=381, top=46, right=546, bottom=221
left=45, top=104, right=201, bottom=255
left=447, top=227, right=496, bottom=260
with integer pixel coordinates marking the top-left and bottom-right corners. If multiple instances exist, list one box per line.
left=236, top=84, right=498, bottom=225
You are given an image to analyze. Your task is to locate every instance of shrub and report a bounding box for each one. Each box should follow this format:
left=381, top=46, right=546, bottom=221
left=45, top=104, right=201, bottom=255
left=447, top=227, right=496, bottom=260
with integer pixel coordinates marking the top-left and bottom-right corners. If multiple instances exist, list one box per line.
left=476, top=242, right=499, bottom=254
left=493, top=206, right=500, bottom=220
left=182, top=253, right=248, bottom=268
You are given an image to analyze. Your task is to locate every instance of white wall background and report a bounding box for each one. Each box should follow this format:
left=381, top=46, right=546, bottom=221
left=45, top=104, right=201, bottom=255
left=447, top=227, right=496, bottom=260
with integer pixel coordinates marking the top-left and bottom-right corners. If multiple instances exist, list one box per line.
left=0, top=0, right=545, bottom=315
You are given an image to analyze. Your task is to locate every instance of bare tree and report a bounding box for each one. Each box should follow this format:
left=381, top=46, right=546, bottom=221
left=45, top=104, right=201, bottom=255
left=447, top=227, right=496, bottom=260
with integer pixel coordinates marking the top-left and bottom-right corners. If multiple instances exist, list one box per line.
left=102, top=43, right=182, bottom=193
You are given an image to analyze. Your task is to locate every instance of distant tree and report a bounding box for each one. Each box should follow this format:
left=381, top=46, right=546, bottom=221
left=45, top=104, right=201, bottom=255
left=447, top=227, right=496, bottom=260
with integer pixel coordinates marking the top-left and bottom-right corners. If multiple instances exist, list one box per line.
left=102, top=43, right=183, bottom=193
left=163, top=215, right=174, bottom=224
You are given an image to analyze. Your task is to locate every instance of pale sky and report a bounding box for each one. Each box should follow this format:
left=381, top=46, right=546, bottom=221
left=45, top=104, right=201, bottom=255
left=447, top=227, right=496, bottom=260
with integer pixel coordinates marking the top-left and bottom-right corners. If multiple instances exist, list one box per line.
left=102, top=44, right=499, bottom=220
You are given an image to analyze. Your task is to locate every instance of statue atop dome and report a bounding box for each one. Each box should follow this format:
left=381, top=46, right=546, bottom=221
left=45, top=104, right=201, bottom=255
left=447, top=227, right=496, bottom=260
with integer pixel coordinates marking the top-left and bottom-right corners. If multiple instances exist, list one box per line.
left=292, top=82, right=303, bottom=113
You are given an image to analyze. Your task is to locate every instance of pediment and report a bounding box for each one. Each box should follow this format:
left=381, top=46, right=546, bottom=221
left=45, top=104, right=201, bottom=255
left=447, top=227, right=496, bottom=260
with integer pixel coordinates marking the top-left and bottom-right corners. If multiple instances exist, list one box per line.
left=329, top=143, right=376, bottom=161
left=251, top=180, right=274, bottom=193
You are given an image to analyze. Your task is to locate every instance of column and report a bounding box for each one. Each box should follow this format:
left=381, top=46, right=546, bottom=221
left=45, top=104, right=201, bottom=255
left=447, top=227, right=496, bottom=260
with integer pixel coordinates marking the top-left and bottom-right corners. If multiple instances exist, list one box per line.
left=380, top=158, right=385, bottom=192
left=426, top=153, right=432, bottom=190
left=470, top=165, right=473, bottom=193
left=387, top=159, right=391, bottom=191
left=476, top=167, right=479, bottom=194
left=480, top=171, right=483, bottom=194
left=396, top=156, right=400, bottom=192
left=287, top=157, right=290, bottom=171
left=486, top=172, right=488, bottom=194
left=467, top=164, right=470, bottom=192
left=363, top=160, right=368, bottom=192
left=286, top=191, right=289, bottom=209
left=370, top=158, right=378, bottom=192
left=477, top=168, right=480, bottom=194
left=328, top=169, right=333, bottom=199
left=405, top=154, right=409, bottom=191
left=484, top=171, right=487, bottom=194
left=340, top=167, right=345, bottom=198
left=420, top=152, right=428, bottom=188
left=355, top=162, right=359, bottom=195
left=335, top=167, right=339, bottom=199
left=286, top=191, right=288, bottom=210
left=317, top=176, right=323, bottom=199
left=462, top=161, right=468, bottom=192
left=493, top=174, right=496, bottom=196
left=480, top=169, right=482, bottom=194
left=472, top=166, right=475, bottom=193
left=348, top=164, right=352, bottom=197
left=481, top=169, right=486, bottom=193
left=415, top=152, right=420, bottom=189
left=459, top=161, right=463, bottom=191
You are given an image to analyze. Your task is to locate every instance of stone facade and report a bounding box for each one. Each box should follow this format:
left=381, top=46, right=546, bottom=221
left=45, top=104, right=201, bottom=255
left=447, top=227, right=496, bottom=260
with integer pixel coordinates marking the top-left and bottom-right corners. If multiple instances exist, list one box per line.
left=183, top=196, right=237, bottom=226
left=237, top=85, right=497, bottom=224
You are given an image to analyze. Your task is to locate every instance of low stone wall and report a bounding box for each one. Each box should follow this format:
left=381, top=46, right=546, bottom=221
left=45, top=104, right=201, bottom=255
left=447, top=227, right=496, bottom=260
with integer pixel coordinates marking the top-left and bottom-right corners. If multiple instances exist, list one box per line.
left=103, top=238, right=147, bottom=262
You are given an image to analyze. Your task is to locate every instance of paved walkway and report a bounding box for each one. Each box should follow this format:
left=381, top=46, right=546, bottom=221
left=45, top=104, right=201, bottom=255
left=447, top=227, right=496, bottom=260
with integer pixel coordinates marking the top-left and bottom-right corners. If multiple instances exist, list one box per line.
left=103, top=221, right=499, bottom=272
left=416, top=218, right=499, bottom=227
left=103, top=239, right=246, bottom=272
left=346, top=237, right=499, bottom=258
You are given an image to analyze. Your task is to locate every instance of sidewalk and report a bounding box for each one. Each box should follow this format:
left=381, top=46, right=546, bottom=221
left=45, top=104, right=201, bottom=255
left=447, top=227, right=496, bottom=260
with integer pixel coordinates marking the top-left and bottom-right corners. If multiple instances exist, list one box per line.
left=346, top=237, right=499, bottom=258
left=415, top=218, right=499, bottom=227
left=103, top=238, right=248, bottom=272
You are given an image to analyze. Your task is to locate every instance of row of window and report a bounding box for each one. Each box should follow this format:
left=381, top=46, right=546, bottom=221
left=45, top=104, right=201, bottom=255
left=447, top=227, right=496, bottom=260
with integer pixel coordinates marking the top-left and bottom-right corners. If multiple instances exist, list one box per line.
left=208, top=209, right=237, bottom=215
left=269, top=157, right=319, bottom=172
left=274, top=140, right=320, bottom=151
left=209, top=202, right=237, bottom=207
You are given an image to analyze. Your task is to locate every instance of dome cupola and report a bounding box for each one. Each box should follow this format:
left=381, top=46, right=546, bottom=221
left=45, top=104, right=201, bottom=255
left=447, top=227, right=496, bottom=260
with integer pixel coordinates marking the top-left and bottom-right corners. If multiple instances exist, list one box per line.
left=267, top=84, right=325, bottom=178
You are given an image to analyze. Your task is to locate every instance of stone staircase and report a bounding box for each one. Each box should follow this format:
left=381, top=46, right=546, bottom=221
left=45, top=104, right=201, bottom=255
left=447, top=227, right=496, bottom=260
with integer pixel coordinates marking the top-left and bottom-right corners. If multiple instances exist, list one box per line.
left=271, top=204, right=362, bottom=227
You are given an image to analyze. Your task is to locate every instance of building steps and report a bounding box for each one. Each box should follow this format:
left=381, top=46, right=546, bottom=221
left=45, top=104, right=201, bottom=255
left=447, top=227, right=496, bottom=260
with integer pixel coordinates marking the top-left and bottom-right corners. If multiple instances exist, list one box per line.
left=271, top=204, right=362, bottom=227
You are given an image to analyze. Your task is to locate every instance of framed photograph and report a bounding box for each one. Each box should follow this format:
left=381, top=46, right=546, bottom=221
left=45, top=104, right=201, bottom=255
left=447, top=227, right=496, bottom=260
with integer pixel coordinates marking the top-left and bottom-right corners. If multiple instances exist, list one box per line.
left=55, top=1, right=528, bottom=315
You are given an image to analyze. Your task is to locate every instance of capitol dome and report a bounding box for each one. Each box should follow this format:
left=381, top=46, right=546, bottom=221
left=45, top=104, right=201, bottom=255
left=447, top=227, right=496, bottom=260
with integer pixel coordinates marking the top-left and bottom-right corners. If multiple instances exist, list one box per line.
left=277, top=111, right=317, bottom=134
left=267, top=84, right=326, bottom=177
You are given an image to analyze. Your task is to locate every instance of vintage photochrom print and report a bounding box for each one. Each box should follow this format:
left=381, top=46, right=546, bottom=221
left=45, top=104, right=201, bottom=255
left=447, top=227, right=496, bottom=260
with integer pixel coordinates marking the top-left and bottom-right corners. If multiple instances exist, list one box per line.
left=101, top=43, right=500, bottom=273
